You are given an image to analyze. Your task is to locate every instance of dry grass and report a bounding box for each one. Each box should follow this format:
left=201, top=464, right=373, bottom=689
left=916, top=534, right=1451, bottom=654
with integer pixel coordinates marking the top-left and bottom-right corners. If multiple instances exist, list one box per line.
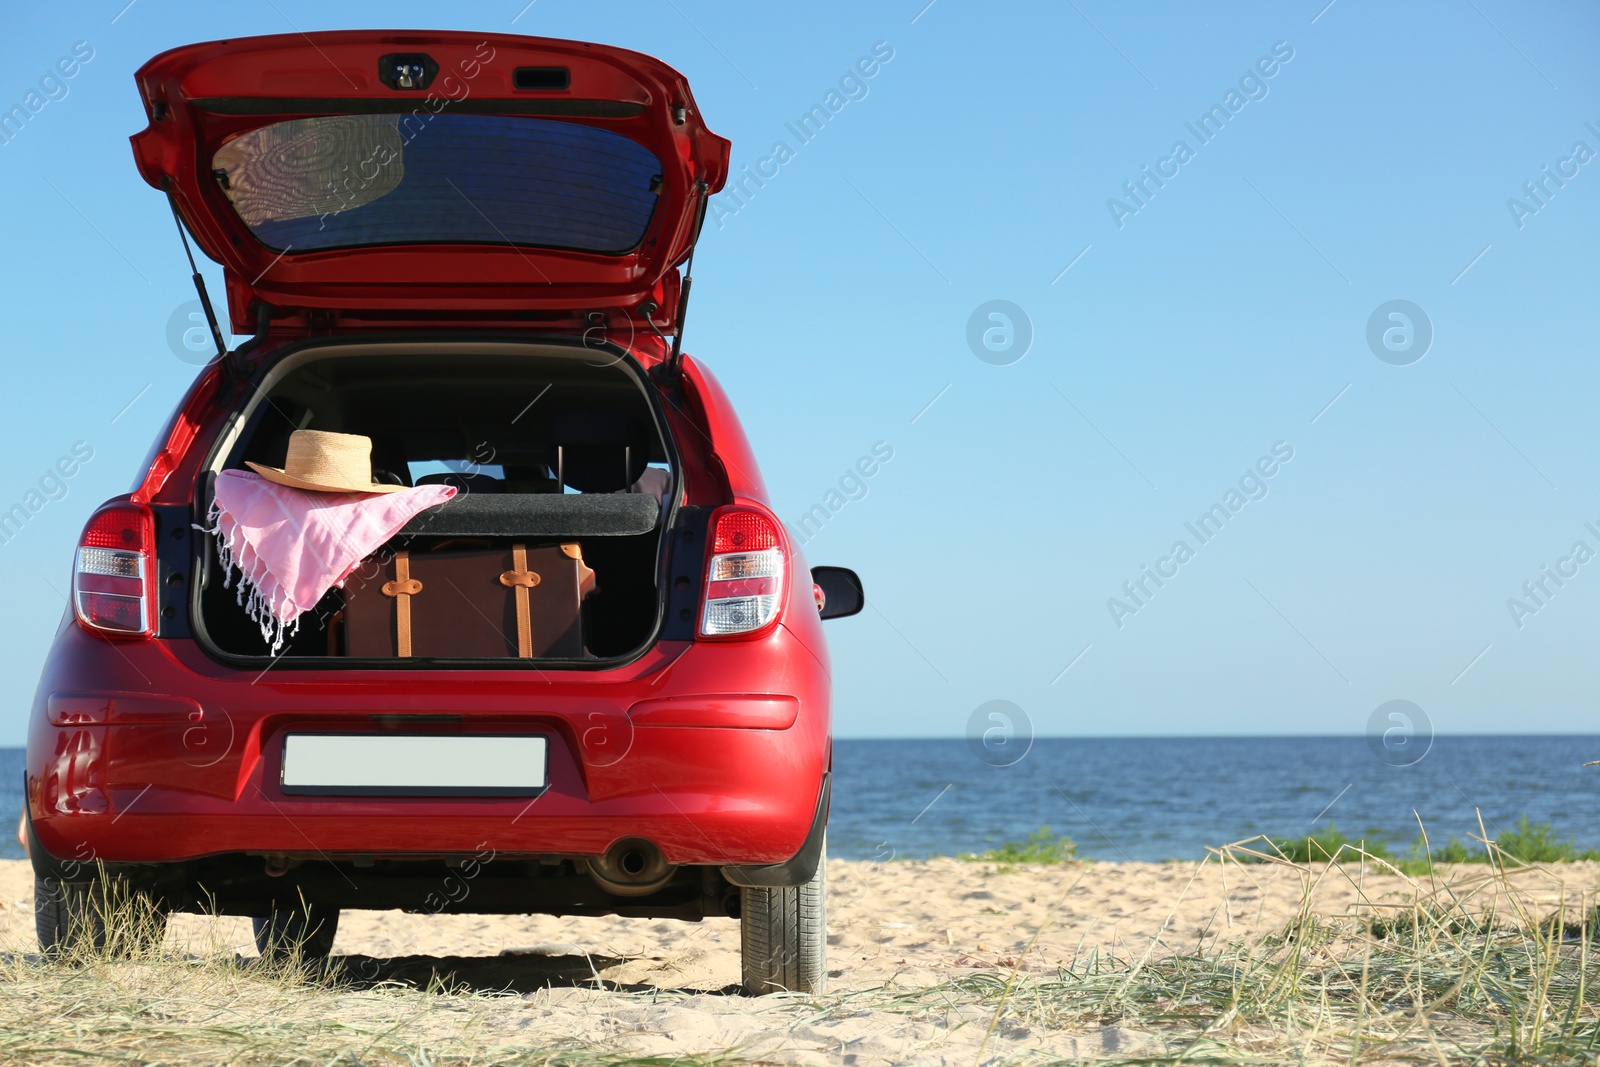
left=0, top=952, right=737, bottom=1066
left=1, top=887, right=731, bottom=1067
left=875, top=832, right=1600, bottom=1065
left=5, top=834, right=1600, bottom=1065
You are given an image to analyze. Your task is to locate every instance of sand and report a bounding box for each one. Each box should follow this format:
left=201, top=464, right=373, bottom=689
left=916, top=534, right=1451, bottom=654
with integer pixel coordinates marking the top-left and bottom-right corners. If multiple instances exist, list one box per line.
left=3, top=856, right=1597, bottom=1064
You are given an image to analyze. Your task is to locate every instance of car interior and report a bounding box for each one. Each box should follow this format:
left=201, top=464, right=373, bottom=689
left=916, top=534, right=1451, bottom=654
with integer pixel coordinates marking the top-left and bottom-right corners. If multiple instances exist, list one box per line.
left=196, top=344, right=673, bottom=661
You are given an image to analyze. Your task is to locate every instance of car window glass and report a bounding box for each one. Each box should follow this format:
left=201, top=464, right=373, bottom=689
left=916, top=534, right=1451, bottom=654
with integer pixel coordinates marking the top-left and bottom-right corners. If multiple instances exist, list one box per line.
left=211, top=113, right=663, bottom=254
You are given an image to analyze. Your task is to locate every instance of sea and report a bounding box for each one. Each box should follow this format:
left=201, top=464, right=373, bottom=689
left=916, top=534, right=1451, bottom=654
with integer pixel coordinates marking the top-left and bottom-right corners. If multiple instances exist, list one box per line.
left=4, top=736, right=1598, bottom=863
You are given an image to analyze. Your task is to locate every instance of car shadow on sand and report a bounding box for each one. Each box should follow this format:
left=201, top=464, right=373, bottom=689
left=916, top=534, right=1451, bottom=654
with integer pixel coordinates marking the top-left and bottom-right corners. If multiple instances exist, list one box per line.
left=328, top=952, right=742, bottom=997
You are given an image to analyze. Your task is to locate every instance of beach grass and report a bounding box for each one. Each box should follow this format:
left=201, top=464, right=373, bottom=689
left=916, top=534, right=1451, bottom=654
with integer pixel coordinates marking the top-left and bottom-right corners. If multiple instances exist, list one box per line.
left=7, top=827, right=1600, bottom=1065
left=1264, top=822, right=1391, bottom=865
left=957, top=825, right=1078, bottom=867
left=0, top=883, right=731, bottom=1067
left=927, top=829, right=1600, bottom=1064
left=1264, top=815, right=1600, bottom=876
left=0, top=941, right=736, bottom=1066
left=1486, top=814, right=1600, bottom=866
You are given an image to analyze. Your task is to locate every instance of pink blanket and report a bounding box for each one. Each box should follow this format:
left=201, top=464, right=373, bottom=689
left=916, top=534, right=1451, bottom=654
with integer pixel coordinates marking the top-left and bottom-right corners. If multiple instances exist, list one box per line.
left=203, top=470, right=455, bottom=652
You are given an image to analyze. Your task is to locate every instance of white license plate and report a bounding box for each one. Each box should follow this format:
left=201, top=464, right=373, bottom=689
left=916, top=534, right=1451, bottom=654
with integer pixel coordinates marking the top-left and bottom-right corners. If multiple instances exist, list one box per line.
left=280, top=734, right=548, bottom=796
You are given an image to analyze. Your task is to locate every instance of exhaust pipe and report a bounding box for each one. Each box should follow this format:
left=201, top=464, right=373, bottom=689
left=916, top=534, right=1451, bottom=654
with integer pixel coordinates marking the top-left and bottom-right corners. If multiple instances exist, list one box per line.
left=585, top=838, right=674, bottom=896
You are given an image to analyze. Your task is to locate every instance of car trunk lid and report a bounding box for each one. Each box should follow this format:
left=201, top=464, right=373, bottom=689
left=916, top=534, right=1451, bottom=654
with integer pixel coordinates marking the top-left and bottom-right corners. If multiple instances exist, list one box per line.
left=131, top=31, right=729, bottom=339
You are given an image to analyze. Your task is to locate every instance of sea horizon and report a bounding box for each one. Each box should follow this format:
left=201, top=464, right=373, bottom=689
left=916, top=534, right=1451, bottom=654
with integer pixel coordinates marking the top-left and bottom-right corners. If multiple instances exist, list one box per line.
left=6, top=735, right=1599, bottom=864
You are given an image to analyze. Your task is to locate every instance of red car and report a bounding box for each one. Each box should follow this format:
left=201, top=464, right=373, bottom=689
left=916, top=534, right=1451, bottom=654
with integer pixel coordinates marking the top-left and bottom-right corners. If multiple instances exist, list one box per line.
left=24, top=30, right=860, bottom=996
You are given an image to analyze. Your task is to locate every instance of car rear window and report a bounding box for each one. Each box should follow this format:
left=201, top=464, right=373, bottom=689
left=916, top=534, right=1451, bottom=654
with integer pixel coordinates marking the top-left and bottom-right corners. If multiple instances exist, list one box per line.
left=210, top=113, right=663, bottom=254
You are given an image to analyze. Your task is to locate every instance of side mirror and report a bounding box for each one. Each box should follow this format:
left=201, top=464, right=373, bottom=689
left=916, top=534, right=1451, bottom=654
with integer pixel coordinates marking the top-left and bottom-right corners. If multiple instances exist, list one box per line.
left=811, top=566, right=863, bottom=620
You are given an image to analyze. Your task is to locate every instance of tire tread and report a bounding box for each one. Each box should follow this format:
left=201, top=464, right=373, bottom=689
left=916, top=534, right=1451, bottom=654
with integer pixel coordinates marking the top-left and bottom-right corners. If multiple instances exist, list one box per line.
left=34, top=876, right=167, bottom=956
left=253, top=902, right=339, bottom=962
left=740, top=857, right=826, bottom=995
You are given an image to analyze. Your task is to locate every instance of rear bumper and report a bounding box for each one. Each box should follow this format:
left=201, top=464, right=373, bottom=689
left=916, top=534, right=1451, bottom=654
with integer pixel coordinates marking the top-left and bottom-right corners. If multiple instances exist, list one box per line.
left=27, top=623, right=830, bottom=871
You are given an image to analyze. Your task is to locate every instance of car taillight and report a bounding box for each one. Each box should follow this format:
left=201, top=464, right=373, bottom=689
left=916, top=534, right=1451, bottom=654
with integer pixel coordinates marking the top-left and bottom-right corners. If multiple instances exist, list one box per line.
left=73, top=504, right=156, bottom=639
left=700, top=506, right=786, bottom=638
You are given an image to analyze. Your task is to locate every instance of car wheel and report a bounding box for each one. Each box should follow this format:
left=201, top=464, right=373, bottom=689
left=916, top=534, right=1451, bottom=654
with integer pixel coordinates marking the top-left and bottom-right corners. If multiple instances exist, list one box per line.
left=35, top=875, right=169, bottom=957
left=739, top=856, right=826, bottom=995
left=253, top=900, right=340, bottom=962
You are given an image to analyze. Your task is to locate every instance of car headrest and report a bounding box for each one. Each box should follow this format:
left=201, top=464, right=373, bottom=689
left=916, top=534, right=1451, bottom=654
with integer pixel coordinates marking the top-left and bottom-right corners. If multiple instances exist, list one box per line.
left=550, top=413, right=650, bottom=493
left=561, top=445, right=648, bottom=493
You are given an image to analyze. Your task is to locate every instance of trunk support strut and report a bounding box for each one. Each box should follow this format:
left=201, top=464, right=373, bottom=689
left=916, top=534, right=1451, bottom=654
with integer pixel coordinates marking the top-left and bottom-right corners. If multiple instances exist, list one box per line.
left=163, top=186, right=235, bottom=378
left=664, top=180, right=710, bottom=379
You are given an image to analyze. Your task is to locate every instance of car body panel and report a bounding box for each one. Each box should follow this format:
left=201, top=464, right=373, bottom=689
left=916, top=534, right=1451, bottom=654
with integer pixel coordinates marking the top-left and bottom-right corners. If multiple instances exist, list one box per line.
left=29, top=622, right=828, bottom=868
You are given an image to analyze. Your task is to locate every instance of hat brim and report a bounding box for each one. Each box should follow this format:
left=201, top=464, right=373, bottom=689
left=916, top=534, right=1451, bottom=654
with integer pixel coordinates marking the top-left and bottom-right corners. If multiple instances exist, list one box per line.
left=244, top=462, right=409, bottom=494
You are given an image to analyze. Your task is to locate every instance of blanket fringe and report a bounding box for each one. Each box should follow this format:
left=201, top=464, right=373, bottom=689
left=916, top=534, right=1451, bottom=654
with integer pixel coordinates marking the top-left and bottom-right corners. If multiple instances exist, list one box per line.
left=199, top=500, right=299, bottom=655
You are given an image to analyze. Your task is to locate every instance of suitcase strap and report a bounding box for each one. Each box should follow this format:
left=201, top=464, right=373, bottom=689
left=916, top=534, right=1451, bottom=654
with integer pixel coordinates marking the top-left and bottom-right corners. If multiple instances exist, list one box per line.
left=381, top=551, right=423, bottom=657
left=499, top=544, right=539, bottom=658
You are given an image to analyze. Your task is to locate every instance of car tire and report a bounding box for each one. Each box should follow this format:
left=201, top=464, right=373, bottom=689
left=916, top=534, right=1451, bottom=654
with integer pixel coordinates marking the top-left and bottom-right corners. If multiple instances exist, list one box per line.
left=253, top=901, right=340, bottom=962
left=739, top=856, right=826, bottom=995
left=35, top=875, right=169, bottom=957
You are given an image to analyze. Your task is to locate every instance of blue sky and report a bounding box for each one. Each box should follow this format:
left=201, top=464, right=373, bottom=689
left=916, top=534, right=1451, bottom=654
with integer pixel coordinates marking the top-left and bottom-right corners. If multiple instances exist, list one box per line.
left=0, top=0, right=1597, bottom=746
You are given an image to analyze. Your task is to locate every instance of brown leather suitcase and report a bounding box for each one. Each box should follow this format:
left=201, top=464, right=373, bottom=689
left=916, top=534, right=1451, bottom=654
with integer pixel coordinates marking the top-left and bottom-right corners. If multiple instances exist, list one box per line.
left=343, top=542, right=594, bottom=659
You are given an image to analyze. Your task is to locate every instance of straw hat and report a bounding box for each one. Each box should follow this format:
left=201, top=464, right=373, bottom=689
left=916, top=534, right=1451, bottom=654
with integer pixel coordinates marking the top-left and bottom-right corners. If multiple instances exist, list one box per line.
left=245, top=430, right=406, bottom=494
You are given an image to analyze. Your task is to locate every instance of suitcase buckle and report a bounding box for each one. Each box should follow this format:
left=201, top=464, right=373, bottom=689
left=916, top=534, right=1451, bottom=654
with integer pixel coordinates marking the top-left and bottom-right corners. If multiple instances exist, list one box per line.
left=499, top=569, right=541, bottom=589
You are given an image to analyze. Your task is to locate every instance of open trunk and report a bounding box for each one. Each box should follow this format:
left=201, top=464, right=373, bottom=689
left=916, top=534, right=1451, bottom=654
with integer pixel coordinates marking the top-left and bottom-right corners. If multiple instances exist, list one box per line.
left=193, top=339, right=674, bottom=665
